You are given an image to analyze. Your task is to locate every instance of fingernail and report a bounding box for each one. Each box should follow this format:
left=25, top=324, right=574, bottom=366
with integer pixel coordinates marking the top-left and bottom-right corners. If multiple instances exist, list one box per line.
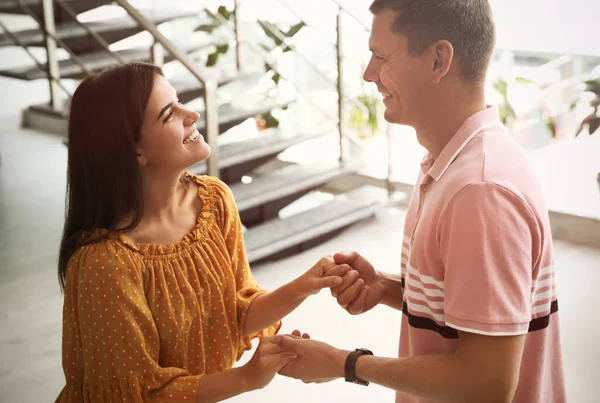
left=358, top=279, right=364, bottom=285
left=334, top=277, right=343, bottom=285
left=350, top=270, right=358, bottom=277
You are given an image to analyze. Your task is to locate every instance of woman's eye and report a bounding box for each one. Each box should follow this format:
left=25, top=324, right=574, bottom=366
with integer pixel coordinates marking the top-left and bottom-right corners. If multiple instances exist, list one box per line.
left=163, top=111, right=174, bottom=124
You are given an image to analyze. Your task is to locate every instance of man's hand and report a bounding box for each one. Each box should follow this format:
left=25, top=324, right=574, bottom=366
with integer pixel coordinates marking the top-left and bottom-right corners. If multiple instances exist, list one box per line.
left=291, top=256, right=350, bottom=299
left=327, top=251, right=388, bottom=315
left=277, top=333, right=348, bottom=384
left=240, top=335, right=298, bottom=390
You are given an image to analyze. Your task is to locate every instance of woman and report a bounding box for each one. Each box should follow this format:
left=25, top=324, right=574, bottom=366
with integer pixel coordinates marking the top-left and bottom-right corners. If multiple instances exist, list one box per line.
left=55, top=62, right=350, bottom=402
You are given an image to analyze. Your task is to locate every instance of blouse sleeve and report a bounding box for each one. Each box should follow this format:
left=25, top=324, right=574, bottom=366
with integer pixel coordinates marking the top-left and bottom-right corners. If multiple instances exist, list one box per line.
left=59, top=241, right=204, bottom=402
left=209, top=177, right=281, bottom=351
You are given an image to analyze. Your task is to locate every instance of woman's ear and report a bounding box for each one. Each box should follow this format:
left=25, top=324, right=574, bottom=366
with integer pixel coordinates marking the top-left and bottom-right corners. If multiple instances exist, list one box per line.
left=135, top=148, right=147, bottom=166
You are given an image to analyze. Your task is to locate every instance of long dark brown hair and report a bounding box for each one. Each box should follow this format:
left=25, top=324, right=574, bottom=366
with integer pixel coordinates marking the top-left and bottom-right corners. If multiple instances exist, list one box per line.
left=58, top=62, right=163, bottom=291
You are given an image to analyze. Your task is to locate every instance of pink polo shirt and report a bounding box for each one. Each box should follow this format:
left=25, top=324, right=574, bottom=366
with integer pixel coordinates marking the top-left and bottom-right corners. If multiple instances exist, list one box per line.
left=397, top=106, right=565, bottom=403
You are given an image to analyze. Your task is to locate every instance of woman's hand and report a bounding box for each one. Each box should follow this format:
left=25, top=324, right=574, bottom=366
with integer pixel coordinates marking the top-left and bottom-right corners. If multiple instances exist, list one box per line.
left=240, top=335, right=298, bottom=391
left=291, top=256, right=351, bottom=299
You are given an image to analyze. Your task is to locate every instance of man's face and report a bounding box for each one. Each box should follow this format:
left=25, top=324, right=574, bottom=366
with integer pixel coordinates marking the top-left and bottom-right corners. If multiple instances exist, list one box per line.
left=363, top=10, right=432, bottom=126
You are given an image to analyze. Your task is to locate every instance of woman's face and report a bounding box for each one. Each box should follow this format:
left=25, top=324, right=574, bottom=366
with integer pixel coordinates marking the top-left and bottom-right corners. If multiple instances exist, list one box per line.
left=136, top=74, right=210, bottom=173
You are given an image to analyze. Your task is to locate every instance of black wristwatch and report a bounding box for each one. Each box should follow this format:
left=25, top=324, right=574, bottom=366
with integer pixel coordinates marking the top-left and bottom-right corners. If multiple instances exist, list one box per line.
left=344, top=348, right=373, bottom=386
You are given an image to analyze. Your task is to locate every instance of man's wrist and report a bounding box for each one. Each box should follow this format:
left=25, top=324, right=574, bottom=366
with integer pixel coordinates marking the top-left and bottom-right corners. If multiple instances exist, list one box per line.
left=379, top=272, right=403, bottom=309
left=333, top=348, right=351, bottom=378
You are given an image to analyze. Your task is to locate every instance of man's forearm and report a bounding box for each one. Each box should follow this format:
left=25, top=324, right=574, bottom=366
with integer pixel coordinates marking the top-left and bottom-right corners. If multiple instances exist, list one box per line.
left=353, top=353, right=514, bottom=403
left=243, top=281, right=305, bottom=336
left=380, top=272, right=404, bottom=311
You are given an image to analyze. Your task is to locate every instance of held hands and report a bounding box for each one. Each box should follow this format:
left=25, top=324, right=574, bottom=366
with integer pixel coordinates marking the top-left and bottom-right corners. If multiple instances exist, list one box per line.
left=292, top=256, right=351, bottom=299
left=327, top=251, right=388, bottom=315
left=240, top=335, right=298, bottom=390
left=277, top=330, right=346, bottom=384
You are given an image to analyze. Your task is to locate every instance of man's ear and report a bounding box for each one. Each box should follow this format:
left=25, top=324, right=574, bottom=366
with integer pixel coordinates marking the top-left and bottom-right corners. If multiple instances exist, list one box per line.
left=431, top=40, right=454, bottom=83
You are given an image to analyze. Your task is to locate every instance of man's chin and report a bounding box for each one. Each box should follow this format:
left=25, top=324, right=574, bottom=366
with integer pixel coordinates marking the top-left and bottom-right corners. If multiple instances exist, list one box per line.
left=383, top=108, right=402, bottom=125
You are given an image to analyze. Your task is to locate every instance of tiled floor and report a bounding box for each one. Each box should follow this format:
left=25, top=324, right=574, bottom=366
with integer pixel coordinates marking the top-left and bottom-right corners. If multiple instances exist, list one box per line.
left=0, top=124, right=599, bottom=402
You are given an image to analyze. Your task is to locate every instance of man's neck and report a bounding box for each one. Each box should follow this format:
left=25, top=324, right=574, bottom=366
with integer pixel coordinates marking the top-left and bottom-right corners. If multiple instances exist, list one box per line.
left=414, top=86, right=487, bottom=160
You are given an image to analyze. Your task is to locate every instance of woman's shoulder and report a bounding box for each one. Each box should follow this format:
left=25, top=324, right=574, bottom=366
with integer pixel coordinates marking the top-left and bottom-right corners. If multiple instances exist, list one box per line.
left=69, top=231, right=139, bottom=272
left=183, top=172, right=235, bottom=202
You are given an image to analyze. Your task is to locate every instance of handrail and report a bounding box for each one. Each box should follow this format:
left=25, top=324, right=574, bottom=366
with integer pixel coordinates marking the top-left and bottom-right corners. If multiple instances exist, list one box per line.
left=329, top=0, right=370, bottom=32
left=210, top=5, right=369, bottom=117
left=0, top=19, right=72, bottom=97
left=56, top=0, right=126, bottom=65
left=14, top=0, right=92, bottom=77
left=114, top=0, right=220, bottom=177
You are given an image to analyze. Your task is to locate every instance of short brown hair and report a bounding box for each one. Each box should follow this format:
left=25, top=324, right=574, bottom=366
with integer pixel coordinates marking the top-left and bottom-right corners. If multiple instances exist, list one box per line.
left=369, top=0, right=496, bottom=84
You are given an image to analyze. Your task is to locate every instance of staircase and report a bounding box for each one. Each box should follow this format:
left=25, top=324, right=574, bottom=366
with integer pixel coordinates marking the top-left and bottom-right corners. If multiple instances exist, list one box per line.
left=0, top=0, right=394, bottom=264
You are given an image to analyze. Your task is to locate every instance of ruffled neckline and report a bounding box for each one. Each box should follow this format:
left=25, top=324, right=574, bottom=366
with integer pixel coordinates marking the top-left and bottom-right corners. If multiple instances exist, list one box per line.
left=86, top=173, right=216, bottom=257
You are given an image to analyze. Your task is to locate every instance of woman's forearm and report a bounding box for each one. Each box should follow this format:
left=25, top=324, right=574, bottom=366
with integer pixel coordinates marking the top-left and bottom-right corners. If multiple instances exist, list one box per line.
left=194, top=366, right=253, bottom=403
left=243, top=281, right=306, bottom=336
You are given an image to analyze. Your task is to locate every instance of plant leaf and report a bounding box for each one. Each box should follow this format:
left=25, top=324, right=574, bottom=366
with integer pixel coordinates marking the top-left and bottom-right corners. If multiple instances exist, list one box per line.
left=569, top=100, right=578, bottom=110
left=584, top=79, right=600, bottom=94
left=217, top=5, right=233, bottom=20
left=261, top=111, right=279, bottom=128
left=285, top=22, right=306, bottom=38
left=515, top=76, right=535, bottom=84
left=204, top=8, right=218, bottom=23
left=589, top=117, right=600, bottom=135
left=258, top=20, right=284, bottom=47
left=271, top=72, right=281, bottom=85
left=544, top=116, right=557, bottom=138
left=206, top=52, right=219, bottom=67
left=494, top=79, right=508, bottom=99
left=194, top=24, right=216, bottom=33
left=216, top=44, right=229, bottom=54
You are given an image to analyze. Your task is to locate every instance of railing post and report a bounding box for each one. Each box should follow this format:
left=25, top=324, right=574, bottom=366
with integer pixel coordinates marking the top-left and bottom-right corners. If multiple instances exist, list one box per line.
left=151, top=42, right=164, bottom=66
left=41, top=0, right=60, bottom=110
left=336, top=7, right=345, bottom=163
left=233, top=0, right=243, bottom=72
left=204, top=80, right=220, bottom=178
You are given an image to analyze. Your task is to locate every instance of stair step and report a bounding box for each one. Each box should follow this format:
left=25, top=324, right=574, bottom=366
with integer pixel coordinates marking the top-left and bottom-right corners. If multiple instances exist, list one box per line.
left=171, top=70, right=264, bottom=104
left=0, top=38, right=231, bottom=80
left=23, top=73, right=291, bottom=137
left=188, top=123, right=335, bottom=175
left=194, top=94, right=294, bottom=135
left=244, top=185, right=387, bottom=263
left=0, top=0, right=110, bottom=18
left=230, top=161, right=355, bottom=212
left=0, top=8, right=196, bottom=50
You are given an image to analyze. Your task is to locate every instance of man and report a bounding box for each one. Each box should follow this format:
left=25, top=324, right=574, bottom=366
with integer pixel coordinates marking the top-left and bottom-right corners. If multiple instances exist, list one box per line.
left=276, top=1, right=565, bottom=402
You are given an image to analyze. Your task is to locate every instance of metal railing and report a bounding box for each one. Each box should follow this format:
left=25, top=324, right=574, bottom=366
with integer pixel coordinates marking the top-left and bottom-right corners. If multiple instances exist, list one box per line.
left=114, top=0, right=220, bottom=177
left=1, top=0, right=381, bottom=181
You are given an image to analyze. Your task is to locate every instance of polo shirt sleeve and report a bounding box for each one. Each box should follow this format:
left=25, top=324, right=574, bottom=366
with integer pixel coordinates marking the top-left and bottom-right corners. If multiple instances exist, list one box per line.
left=438, top=181, right=540, bottom=336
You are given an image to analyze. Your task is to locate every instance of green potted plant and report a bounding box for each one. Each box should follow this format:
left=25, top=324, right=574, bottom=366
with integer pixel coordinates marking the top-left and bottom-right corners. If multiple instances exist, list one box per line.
left=253, top=20, right=305, bottom=130
left=348, top=65, right=383, bottom=139
left=492, top=76, right=559, bottom=139
left=573, top=78, right=600, bottom=192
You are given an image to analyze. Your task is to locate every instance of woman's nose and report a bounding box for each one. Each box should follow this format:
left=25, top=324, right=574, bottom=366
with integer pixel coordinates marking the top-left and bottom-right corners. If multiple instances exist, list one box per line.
left=183, top=107, right=200, bottom=126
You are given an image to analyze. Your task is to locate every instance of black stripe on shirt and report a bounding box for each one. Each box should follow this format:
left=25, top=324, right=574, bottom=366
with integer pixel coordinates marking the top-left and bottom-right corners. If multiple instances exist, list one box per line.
left=402, top=300, right=559, bottom=339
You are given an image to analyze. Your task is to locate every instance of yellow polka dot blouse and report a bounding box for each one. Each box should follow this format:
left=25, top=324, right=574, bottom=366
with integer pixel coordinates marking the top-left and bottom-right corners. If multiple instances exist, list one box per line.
left=56, top=174, right=281, bottom=402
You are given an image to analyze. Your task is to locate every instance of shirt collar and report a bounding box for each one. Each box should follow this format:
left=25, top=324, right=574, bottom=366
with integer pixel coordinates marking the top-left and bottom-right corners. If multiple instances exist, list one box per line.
left=425, top=106, right=502, bottom=181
